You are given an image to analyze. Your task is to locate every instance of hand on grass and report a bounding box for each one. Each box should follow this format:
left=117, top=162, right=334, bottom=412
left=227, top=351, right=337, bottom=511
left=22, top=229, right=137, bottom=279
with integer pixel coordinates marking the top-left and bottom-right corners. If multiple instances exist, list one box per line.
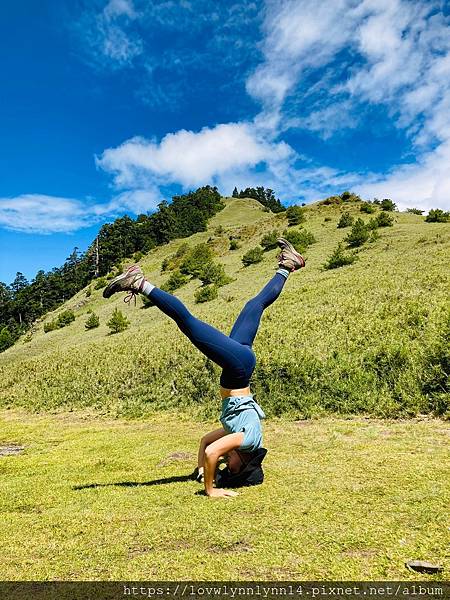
left=207, top=488, right=239, bottom=498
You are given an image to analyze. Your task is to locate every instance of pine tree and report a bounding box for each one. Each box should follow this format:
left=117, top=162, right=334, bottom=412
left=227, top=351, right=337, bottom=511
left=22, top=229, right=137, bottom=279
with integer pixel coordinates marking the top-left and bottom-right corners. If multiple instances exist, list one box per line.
left=107, top=309, right=130, bottom=334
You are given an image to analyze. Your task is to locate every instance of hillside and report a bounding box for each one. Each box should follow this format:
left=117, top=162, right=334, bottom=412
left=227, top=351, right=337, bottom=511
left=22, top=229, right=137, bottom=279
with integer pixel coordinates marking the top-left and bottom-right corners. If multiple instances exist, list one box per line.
left=0, top=197, right=449, bottom=418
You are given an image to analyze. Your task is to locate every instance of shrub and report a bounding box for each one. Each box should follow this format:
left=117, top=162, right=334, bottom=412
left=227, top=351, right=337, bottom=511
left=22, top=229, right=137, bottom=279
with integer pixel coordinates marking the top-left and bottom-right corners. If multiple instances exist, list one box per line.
left=321, top=195, right=342, bottom=205
left=161, top=270, right=189, bottom=292
left=85, top=312, right=100, bottom=330
left=242, top=247, right=264, bottom=266
left=162, top=243, right=194, bottom=273
left=286, top=205, right=305, bottom=226
left=229, top=239, right=240, bottom=250
left=425, top=209, right=450, bottom=223
left=369, top=228, right=380, bottom=243
left=282, top=228, right=316, bottom=252
left=56, top=310, right=75, bottom=328
left=345, top=218, right=370, bottom=247
left=0, top=327, right=14, bottom=352
left=323, top=243, right=357, bottom=270
left=324, top=217, right=332, bottom=222
left=198, top=262, right=232, bottom=287
left=195, top=285, right=218, bottom=303
left=381, top=198, right=396, bottom=211
left=85, top=287, right=92, bottom=297
left=180, top=243, right=214, bottom=277
left=215, top=225, right=225, bottom=235
left=360, top=202, right=376, bottom=214
left=133, top=251, right=144, bottom=262
left=94, top=277, right=107, bottom=290
left=260, top=230, right=280, bottom=251
left=107, top=309, right=130, bottom=334
left=341, top=191, right=361, bottom=202
left=375, top=212, right=394, bottom=227
left=44, top=321, right=58, bottom=333
left=337, top=212, right=354, bottom=228
left=407, top=208, right=424, bottom=215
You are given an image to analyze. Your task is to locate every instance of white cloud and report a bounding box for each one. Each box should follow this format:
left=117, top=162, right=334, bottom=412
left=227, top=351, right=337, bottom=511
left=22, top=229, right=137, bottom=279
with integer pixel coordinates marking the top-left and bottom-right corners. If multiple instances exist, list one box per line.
left=76, top=0, right=142, bottom=68
left=0, top=190, right=161, bottom=234
left=243, top=0, right=450, bottom=211
left=97, top=122, right=294, bottom=189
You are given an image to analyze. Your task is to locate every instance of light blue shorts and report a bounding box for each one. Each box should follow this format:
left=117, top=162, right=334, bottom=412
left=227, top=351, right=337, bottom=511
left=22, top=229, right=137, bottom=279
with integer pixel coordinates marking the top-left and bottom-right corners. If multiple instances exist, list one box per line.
left=220, top=395, right=265, bottom=452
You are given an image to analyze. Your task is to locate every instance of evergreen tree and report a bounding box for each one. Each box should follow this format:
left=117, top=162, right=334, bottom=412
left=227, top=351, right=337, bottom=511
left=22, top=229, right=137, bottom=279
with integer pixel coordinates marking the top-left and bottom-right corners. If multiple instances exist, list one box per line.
left=232, top=187, right=239, bottom=198
left=107, top=309, right=130, bottom=334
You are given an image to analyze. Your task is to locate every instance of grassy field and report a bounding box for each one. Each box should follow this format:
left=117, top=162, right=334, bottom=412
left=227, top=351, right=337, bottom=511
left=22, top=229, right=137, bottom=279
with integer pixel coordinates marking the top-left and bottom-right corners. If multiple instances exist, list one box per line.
left=0, top=409, right=448, bottom=580
left=0, top=197, right=448, bottom=418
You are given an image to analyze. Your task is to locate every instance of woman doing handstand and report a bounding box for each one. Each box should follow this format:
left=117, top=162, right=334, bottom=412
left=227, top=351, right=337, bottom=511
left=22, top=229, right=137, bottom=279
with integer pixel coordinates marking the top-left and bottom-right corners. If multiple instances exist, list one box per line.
left=103, top=238, right=305, bottom=498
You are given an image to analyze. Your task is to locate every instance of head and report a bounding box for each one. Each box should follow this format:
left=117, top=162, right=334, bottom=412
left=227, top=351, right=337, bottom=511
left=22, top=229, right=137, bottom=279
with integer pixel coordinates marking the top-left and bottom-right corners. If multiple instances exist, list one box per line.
left=225, top=449, right=256, bottom=474
left=216, top=447, right=267, bottom=488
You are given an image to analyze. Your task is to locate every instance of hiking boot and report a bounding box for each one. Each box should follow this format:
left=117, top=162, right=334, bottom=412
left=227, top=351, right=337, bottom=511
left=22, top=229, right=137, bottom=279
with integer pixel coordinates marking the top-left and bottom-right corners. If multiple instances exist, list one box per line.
left=277, top=238, right=305, bottom=271
left=102, top=265, right=145, bottom=299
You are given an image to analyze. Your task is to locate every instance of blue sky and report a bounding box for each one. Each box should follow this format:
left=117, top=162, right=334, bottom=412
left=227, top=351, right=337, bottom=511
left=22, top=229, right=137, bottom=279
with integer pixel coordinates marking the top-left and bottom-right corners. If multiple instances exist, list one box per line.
left=1, top=0, right=449, bottom=285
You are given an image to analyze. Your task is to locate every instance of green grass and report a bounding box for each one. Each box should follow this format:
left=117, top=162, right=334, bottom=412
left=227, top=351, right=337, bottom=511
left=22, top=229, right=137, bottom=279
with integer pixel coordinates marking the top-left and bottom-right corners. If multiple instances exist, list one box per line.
left=0, top=410, right=448, bottom=580
left=1, top=197, right=448, bottom=418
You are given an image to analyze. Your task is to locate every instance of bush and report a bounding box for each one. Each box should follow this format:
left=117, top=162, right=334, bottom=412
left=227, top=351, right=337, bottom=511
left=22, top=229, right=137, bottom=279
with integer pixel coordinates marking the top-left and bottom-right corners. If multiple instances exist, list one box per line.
left=360, top=202, right=376, bottom=214
left=406, top=208, right=424, bottom=215
left=381, top=198, right=396, bottom=211
left=133, top=251, right=144, bottom=262
left=323, top=243, right=357, bottom=270
left=341, top=191, right=361, bottom=202
left=0, top=327, right=14, bottom=352
left=229, top=239, right=240, bottom=250
left=242, top=247, right=264, bottom=266
left=345, top=218, right=370, bottom=247
left=107, top=309, right=130, bottom=334
left=260, top=230, right=280, bottom=251
left=43, top=321, right=58, bottom=333
left=425, top=209, right=450, bottom=223
left=337, top=212, right=354, bottom=228
left=286, top=205, right=305, bottom=226
left=161, top=270, right=189, bottom=292
left=374, top=212, right=395, bottom=227
left=56, top=310, right=75, bottom=328
left=180, top=243, right=214, bottom=277
left=282, top=228, right=316, bottom=252
left=195, top=285, right=218, bottom=303
left=94, top=277, right=107, bottom=290
left=85, top=312, right=100, bottom=330
left=321, top=195, right=342, bottom=205
left=85, top=287, right=92, bottom=297
left=198, top=262, right=232, bottom=287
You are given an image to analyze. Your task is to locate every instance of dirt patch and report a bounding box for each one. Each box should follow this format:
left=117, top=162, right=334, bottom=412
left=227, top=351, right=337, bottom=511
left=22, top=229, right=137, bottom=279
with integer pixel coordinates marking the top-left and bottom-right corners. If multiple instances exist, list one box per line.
left=158, top=451, right=194, bottom=467
left=0, top=444, right=24, bottom=456
left=128, top=545, right=153, bottom=558
left=209, top=539, right=253, bottom=553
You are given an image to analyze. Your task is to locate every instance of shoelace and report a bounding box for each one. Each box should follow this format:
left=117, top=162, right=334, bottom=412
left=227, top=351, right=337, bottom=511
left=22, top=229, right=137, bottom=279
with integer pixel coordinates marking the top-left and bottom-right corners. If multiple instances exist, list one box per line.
left=123, top=290, right=138, bottom=305
left=123, top=273, right=143, bottom=305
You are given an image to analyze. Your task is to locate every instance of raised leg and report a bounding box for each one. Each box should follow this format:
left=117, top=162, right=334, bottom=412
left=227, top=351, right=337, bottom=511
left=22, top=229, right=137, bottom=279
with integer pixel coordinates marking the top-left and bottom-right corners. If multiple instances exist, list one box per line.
left=148, top=287, right=255, bottom=384
left=228, top=271, right=288, bottom=347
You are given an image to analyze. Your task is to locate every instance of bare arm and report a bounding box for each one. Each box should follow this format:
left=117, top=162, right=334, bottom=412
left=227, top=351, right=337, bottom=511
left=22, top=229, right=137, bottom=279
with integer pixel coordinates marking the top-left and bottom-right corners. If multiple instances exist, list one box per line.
left=204, top=432, right=244, bottom=498
left=197, top=428, right=227, bottom=477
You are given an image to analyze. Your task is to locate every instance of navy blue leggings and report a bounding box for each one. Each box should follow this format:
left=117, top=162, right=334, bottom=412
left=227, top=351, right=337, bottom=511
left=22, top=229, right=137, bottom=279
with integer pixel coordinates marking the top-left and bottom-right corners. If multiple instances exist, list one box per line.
left=148, top=272, right=287, bottom=388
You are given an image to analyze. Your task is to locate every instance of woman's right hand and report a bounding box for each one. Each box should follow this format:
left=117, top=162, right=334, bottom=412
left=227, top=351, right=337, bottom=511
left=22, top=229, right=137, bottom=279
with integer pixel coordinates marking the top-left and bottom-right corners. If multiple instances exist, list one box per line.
left=207, top=488, right=239, bottom=498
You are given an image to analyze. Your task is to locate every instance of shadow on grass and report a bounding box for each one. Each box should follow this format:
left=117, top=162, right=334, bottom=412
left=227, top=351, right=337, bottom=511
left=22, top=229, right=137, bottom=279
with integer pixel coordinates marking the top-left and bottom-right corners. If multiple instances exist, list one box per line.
left=73, top=473, right=195, bottom=490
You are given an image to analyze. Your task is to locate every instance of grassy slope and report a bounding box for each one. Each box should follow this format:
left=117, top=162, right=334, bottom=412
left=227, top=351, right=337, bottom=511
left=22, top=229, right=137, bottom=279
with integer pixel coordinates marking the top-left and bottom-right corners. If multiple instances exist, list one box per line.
left=0, top=410, right=448, bottom=580
left=0, top=197, right=449, bottom=418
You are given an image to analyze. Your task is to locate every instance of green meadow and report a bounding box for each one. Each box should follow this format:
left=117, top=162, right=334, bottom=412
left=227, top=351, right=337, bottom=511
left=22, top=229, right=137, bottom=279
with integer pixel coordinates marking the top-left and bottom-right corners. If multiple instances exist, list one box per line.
left=0, top=197, right=449, bottom=580
left=0, top=410, right=448, bottom=580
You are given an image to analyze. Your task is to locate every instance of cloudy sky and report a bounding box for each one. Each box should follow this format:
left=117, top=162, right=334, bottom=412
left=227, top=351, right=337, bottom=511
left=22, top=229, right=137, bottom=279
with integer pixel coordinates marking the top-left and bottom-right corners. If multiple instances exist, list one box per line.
left=1, top=0, right=449, bottom=284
